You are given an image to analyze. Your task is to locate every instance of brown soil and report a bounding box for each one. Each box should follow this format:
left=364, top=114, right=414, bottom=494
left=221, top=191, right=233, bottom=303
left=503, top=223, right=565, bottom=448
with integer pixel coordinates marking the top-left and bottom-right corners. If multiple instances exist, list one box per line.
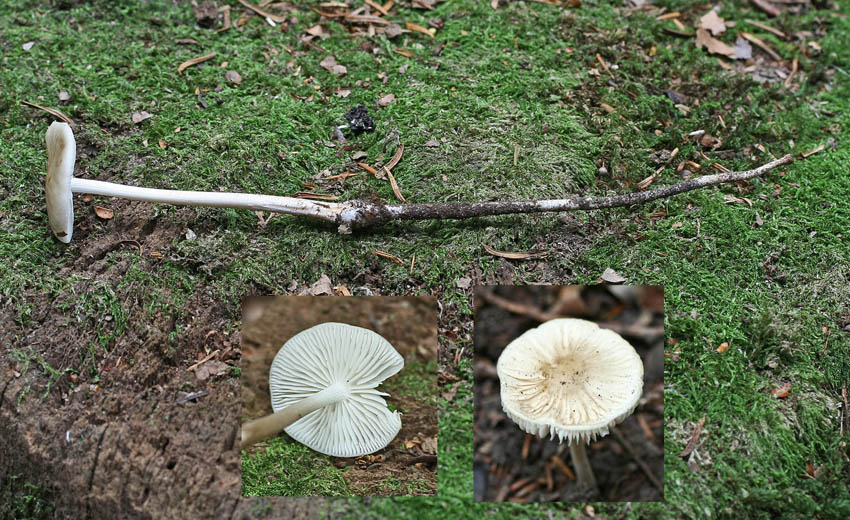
left=1, top=195, right=266, bottom=519
left=473, top=285, right=665, bottom=502
left=241, top=296, right=438, bottom=496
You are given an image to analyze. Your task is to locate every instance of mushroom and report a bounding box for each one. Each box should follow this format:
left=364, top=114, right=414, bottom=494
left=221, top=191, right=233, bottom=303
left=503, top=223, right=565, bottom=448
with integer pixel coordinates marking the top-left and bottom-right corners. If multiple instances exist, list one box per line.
left=496, top=318, right=644, bottom=493
left=44, top=122, right=356, bottom=243
left=241, top=322, right=404, bottom=457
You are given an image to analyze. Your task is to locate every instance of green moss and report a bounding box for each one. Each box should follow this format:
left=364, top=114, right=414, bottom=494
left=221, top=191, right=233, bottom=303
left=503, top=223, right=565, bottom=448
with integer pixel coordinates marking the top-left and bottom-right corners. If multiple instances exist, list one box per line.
left=241, top=437, right=351, bottom=497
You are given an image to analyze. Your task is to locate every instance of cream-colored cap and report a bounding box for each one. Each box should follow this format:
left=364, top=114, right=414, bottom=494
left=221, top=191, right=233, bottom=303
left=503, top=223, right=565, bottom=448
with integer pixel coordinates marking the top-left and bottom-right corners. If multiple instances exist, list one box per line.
left=497, top=318, right=643, bottom=444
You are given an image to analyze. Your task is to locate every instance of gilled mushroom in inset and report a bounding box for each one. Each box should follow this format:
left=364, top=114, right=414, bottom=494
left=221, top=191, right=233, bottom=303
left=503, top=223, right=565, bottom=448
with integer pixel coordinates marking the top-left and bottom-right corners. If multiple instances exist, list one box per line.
left=241, top=322, right=404, bottom=457
left=497, top=318, right=644, bottom=494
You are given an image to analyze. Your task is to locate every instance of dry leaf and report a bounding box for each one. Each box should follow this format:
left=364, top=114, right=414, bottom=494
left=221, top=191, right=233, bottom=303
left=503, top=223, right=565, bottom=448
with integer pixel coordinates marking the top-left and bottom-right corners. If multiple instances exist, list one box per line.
left=482, top=244, right=546, bottom=260
left=442, top=381, right=460, bottom=402
left=94, top=206, right=114, bottom=220
left=699, top=11, right=726, bottom=36
left=385, top=168, right=406, bottom=202
left=308, top=274, right=333, bottom=296
left=335, top=87, right=351, bottom=98
left=195, top=360, right=229, bottom=381
left=131, top=111, right=153, bottom=124
left=23, top=41, right=34, bottom=51
left=225, top=70, right=242, bottom=84
left=178, top=52, right=217, bottom=75
left=695, top=28, right=734, bottom=57
left=716, top=342, right=729, bottom=353
left=320, top=55, right=347, bottom=75
left=601, top=268, right=626, bottom=284
left=58, top=90, right=70, bottom=102
left=306, top=24, right=325, bottom=37
left=425, top=139, right=440, bottom=147
left=393, top=49, right=416, bottom=58
left=772, top=382, right=791, bottom=398
left=158, top=139, right=168, bottom=149
left=456, top=276, right=472, bottom=289
left=420, top=436, right=438, bottom=455
left=755, top=212, right=764, bottom=227
left=377, top=94, right=395, bottom=107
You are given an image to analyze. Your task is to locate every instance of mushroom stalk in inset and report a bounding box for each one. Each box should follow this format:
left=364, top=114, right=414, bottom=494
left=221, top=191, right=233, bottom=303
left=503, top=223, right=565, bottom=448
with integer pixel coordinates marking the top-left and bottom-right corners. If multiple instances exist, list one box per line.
left=497, top=318, right=644, bottom=495
left=241, top=322, right=404, bottom=457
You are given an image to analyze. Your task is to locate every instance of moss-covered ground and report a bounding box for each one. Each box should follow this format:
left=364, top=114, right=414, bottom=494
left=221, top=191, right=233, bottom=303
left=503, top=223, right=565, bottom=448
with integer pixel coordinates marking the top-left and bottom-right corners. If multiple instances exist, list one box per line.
left=1, top=0, right=848, bottom=518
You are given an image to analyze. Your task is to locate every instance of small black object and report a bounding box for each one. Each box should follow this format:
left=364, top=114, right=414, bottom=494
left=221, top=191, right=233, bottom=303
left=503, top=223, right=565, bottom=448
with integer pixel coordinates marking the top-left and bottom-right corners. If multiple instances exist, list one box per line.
left=344, top=105, right=375, bottom=134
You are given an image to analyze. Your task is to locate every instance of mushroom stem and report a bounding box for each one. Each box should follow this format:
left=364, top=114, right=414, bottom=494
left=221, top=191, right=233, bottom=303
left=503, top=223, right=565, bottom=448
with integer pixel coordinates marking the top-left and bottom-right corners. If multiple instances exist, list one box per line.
left=569, top=442, right=598, bottom=493
left=240, top=383, right=349, bottom=450
left=69, top=178, right=348, bottom=222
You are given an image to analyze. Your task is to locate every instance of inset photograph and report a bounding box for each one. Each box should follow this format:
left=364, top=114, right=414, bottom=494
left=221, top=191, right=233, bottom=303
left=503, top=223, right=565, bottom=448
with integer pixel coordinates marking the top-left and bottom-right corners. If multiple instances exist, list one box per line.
left=241, top=296, right=437, bottom=496
left=474, top=286, right=664, bottom=502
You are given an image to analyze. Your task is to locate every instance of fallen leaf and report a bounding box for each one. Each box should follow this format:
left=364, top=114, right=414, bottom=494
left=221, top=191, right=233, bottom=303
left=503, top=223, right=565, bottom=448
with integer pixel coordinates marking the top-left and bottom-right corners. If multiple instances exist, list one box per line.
left=158, top=139, right=168, bottom=149
left=394, top=48, right=416, bottom=58
left=58, top=90, right=71, bottom=102
left=716, top=342, right=729, bottom=353
left=679, top=416, right=706, bottom=457
left=131, top=111, right=153, bottom=124
left=442, top=381, right=461, bottom=402
left=175, top=38, right=199, bottom=45
left=320, top=55, right=347, bottom=75
left=695, top=28, right=734, bottom=57
left=335, top=87, right=351, bottom=98
left=755, top=212, right=764, bottom=227
left=22, top=41, right=34, bottom=51
left=806, top=462, right=815, bottom=478
left=195, top=360, right=229, bottom=381
left=420, top=436, right=437, bottom=455
left=601, top=268, right=626, bottom=284
left=482, top=244, right=546, bottom=260
left=772, top=382, right=791, bottom=398
left=385, top=168, right=406, bottom=202
left=425, top=139, right=440, bottom=147
left=699, top=10, right=726, bottom=36
left=177, top=52, right=217, bottom=75
left=377, top=93, right=395, bottom=107
left=306, top=24, right=325, bottom=37
left=225, top=70, right=242, bottom=84
left=235, top=0, right=288, bottom=23
left=94, top=206, right=114, bottom=220
left=335, top=285, right=351, bottom=296
left=456, top=276, right=472, bottom=289
left=308, top=274, right=333, bottom=296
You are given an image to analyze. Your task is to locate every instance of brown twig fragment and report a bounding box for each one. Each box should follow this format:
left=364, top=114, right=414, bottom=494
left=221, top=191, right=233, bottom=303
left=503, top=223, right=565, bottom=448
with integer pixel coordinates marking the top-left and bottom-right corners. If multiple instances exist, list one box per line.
left=21, top=101, right=74, bottom=125
left=679, top=416, right=706, bottom=458
left=177, top=52, right=217, bottom=75
left=236, top=0, right=288, bottom=22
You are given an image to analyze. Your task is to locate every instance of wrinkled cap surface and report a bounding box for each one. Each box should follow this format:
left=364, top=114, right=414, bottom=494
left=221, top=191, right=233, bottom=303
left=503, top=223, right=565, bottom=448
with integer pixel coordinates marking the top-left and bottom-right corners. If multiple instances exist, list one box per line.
left=270, top=322, right=404, bottom=457
left=497, top=318, right=644, bottom=444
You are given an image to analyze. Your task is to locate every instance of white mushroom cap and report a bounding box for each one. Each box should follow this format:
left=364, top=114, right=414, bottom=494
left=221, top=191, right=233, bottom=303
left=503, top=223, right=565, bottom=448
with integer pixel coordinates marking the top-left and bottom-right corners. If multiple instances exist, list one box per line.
left=497, top=318, right=643, bottom=444
left=45, top=122, right=76, bottom=243
left=270, top=322, right=404, bottom=457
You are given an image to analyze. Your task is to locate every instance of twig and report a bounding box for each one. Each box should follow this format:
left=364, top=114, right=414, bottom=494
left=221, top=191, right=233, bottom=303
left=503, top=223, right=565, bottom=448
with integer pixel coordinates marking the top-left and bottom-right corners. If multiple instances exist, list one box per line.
left=613, top=428, right=663, bottom=492
left=21, top=101, right=74, bottom=125
left=405, top=454, right=437, bottom=466
left=187, top=349, right=220, bottom=371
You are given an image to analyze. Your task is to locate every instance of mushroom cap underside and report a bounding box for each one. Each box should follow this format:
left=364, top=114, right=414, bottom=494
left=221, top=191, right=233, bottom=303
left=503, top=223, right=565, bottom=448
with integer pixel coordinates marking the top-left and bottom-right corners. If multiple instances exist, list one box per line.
left=269, top=322, right=404, bottom=457
left=497, top=318, right=644, bottom=444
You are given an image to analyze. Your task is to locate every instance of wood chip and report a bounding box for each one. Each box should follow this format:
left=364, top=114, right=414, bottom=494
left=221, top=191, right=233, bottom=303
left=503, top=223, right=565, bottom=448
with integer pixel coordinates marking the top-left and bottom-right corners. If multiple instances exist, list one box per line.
left=801, top=144, right=824, bottom=158
left=406, top=22, right=435, bottom=38
left=679, top=416, right=705, bottom=457
left=482, top=244, right=546, bottom=260
left=236, top=0, right=288, bottom=23
left=374, top=249, right=404, bottom=265
left=20, top=101, right=74, bottom=125
left=178, top=52, right=217, bottom=75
